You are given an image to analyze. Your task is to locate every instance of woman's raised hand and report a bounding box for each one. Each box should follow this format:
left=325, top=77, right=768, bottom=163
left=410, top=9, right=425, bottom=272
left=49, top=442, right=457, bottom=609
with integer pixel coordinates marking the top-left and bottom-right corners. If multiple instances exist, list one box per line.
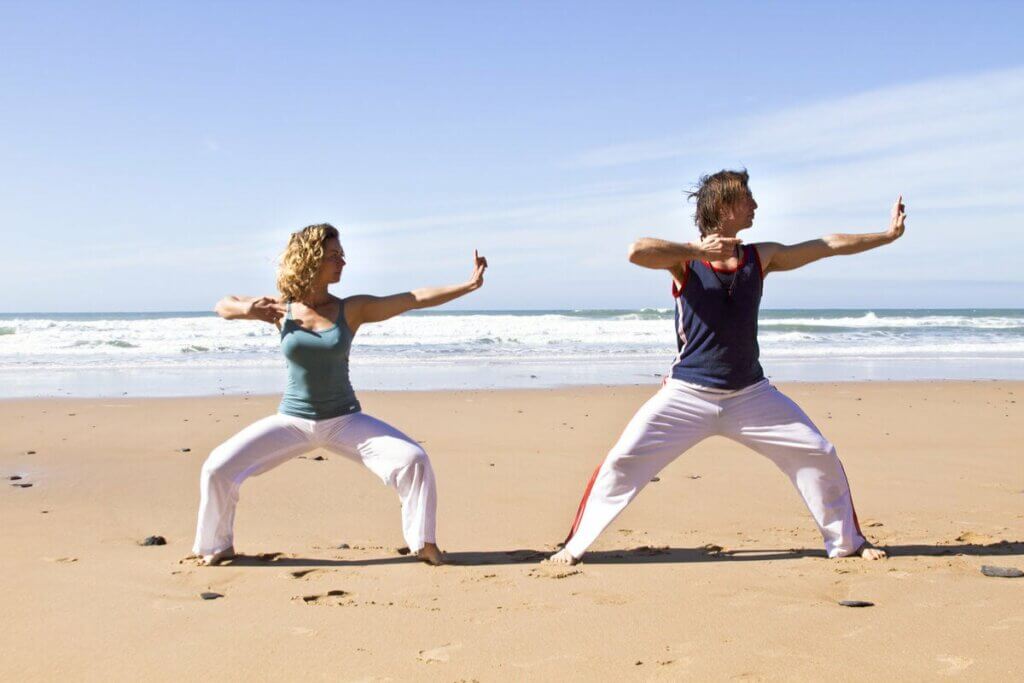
left=247, top=297, right=286, bottom=324
left=468, top=249, right=488, bottom=290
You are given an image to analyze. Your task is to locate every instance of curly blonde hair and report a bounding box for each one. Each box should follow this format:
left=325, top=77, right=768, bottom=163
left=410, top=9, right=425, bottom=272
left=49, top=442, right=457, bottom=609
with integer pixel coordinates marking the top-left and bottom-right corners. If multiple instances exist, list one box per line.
left=276, top=223, right=340, bottom=302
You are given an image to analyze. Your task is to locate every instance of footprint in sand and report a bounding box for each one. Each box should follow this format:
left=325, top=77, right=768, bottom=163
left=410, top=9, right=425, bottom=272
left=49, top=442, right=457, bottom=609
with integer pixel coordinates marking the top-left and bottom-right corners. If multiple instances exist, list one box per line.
left=587, top=591, right=627, bottom=606
left=294, top=589, right=351, bottom=606
left=287, top=568, right=329, bottom=580
left=417, top=643, right=462, bottom=663
left=529, top=567, right=581, bottom=580
left=460, top=572, right=499, bottom=584
left=936, top=655, right=973, bottom=676
left=989, top=615, right=1024, bottom=632
left=258, top=552, right=285, bottom=562
left=954, top=531, right=998, bottom=544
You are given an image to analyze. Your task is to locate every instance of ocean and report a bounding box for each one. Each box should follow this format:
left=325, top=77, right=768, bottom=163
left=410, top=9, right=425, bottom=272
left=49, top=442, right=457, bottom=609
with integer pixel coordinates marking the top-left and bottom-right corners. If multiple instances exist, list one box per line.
left=2, top=309, right=1023, bottom=397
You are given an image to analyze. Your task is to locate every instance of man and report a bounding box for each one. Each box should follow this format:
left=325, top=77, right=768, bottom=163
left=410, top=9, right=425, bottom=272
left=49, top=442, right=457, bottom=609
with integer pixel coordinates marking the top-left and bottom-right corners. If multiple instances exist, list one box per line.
left=549, top=169, right=904, bottom=564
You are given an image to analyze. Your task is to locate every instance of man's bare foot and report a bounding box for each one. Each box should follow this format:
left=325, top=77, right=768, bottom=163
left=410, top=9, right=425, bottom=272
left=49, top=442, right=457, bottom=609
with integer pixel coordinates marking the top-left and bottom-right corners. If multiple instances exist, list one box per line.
left=416, top=543, right=446, bottom=566
left=854, top=542, right=887, bottom=560
left=201, top=546, right=235, bottom=566
left=545, top=547, right=580, bottom=565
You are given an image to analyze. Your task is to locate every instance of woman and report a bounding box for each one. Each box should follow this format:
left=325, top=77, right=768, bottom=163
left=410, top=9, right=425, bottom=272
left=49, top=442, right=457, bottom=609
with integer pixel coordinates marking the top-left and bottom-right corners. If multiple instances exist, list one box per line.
left=192, top=223, right=487, bottom=566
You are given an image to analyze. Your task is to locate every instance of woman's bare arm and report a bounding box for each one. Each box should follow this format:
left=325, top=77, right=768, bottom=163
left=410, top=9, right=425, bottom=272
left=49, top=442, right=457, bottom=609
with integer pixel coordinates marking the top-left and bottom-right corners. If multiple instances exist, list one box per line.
left=345, top=251, right=488, bottom=331
left=213, top=296, right=285, bottom=325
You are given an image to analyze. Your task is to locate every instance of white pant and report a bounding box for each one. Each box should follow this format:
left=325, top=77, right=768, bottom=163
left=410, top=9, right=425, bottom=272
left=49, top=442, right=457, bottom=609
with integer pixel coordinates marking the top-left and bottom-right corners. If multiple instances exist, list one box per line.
left=564, top=379, right=866, bottom=559
left=193, top=411, right=437, bottom=556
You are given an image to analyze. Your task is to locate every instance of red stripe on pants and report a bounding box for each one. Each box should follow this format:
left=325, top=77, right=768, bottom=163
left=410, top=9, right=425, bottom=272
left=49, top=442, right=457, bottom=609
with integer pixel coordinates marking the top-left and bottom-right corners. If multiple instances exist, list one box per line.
left=564, top=465, right=602, bottom=545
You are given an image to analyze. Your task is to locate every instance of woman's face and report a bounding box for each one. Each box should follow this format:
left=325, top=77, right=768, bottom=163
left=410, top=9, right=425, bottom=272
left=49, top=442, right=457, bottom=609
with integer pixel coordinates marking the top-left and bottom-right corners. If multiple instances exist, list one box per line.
left=318, top=237, right=346, bottom=285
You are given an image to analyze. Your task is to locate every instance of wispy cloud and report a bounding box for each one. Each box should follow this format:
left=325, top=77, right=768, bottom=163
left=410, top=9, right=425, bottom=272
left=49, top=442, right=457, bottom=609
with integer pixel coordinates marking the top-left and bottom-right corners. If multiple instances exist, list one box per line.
left=571, top=66, right=1024, bottom=172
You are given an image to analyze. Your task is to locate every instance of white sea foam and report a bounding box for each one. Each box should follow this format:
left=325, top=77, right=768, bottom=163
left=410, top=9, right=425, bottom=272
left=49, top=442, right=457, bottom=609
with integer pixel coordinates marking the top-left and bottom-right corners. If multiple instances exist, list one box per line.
left=1, top=310, right=1023, bottom=377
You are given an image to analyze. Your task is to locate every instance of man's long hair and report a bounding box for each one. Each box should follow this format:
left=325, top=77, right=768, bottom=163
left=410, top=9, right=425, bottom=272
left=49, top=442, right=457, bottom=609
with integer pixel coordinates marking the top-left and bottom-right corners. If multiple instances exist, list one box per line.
left=687, top=169, right=750, bottom=236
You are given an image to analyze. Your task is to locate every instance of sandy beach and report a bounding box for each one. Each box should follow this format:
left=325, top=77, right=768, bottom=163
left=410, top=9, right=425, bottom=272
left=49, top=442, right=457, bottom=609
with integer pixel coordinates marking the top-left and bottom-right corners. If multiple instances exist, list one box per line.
left=2, top=381, right=1022, bottom=680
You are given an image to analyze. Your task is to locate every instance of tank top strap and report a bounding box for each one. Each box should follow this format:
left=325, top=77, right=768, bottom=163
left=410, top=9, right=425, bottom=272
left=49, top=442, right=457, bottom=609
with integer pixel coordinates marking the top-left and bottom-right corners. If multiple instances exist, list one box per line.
left=285, top=300, right=293, bottom=320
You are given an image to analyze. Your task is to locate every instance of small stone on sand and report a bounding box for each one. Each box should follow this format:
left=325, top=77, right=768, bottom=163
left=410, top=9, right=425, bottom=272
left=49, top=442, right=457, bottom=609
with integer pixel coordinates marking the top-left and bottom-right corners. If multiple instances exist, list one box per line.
left=12, top=482, right=33, bottom=488
left=336, top=543, right=350, bottom=549
left=26, top=450, right=36, bottom=455
left=650, top=477, right=660, bottom=482
left=838, top=600, right=874, bottom=607
left=980, top=565, right=1023, bottom=578
left=142, top=536, right=167, bottom=546
left=200, top=592, right=224, bottom=600
left=9, top=475, right=22, bottom=480
left=177, top=448, right=191, bottom=453
left=396, top=546, right=411, bottom=555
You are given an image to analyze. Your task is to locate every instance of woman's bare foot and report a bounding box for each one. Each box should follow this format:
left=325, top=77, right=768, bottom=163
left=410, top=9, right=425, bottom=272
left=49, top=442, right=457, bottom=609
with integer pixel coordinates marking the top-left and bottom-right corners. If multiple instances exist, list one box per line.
left=201, top=546, right=235, bottom=566
left=854, top=542, right=887, bottom=560
left=545, top=547, right=580, bottom=565
left=416, top=543, right=446, bottom=566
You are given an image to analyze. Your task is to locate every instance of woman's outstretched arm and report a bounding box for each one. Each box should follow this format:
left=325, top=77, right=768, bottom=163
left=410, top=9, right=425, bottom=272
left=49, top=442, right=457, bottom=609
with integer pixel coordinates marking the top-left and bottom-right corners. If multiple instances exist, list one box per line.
left=213, top=295, right=286, bottom=325
left=345, top=251, right=488, bottom=331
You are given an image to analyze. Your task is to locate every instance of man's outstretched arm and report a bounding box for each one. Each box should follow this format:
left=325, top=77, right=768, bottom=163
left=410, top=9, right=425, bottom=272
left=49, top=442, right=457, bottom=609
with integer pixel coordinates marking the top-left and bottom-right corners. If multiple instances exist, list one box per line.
left=759, top=196, right=906, bottom=275
left=628, top=235, right=742, bottom=270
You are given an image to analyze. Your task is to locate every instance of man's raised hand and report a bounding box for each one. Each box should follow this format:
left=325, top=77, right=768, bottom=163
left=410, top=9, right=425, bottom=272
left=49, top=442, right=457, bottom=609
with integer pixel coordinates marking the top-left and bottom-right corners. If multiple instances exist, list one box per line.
left=699, top=235, right=743, bottom=261
left=888, top=195, right=907, bottom=241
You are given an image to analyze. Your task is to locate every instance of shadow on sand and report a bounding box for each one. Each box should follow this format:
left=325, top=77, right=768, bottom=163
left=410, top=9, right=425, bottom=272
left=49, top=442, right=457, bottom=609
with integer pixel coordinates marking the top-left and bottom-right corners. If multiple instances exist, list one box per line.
left=215, top=540, right=1024, bottom=568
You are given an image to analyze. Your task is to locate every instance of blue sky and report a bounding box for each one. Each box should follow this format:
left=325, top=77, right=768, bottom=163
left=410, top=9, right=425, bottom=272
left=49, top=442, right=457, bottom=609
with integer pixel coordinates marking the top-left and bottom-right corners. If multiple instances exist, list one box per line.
left=2, top=1, right=1023, bottom=311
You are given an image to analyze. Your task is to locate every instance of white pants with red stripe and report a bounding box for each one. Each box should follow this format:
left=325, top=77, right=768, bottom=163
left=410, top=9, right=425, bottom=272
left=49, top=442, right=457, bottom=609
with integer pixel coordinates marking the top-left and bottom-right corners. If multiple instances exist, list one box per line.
left=563, top=378, right=866, bottom=559
left=193, top=411, right=437, bottom=556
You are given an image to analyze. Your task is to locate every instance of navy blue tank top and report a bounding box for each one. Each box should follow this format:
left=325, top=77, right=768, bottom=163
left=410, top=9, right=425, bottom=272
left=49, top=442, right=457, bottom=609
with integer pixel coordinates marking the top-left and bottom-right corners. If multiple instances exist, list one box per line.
left=670, top=244, right=765, bottom=390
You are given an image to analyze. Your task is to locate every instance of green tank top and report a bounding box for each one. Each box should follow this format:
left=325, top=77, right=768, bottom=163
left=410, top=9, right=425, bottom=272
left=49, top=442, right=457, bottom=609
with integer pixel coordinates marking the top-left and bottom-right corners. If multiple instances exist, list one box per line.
left=278, top=300, right=361, bottom=420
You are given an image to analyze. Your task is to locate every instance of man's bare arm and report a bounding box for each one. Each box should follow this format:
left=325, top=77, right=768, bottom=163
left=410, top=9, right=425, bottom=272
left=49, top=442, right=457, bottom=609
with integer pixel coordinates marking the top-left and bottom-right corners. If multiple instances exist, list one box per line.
left=628, top=236, right=741, bottom=270
left=760, top=196, right=906, bottom=275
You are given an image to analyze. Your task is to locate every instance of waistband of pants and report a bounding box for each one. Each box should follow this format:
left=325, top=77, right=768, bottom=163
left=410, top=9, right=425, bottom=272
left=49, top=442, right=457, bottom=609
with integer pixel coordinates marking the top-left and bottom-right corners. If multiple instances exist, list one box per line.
left=666, top=377, right=770, bottom=399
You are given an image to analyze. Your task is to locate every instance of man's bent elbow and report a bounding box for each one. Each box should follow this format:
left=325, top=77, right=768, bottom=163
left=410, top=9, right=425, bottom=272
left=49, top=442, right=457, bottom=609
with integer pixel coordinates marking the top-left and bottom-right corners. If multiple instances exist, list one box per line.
left=627, top=241, right=645, bottom=265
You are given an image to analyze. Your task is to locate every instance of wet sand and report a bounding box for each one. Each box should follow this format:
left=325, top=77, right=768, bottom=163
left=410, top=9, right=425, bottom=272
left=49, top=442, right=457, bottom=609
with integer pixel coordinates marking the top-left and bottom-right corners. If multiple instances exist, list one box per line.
left=2, top=382, right=1022, bottom=680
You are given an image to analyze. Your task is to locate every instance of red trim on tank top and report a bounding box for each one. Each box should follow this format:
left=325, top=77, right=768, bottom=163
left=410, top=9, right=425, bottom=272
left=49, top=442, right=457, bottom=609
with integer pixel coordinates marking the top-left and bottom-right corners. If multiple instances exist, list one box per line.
left=671, top=262, right=690, bottom=298
left=703, top=245, right=748, bottom=273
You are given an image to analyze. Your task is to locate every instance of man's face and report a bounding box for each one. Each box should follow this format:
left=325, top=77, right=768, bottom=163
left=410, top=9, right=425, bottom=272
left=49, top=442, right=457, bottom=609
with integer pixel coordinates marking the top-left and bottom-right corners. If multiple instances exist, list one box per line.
left=727, top=190, right=758, bottom=230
